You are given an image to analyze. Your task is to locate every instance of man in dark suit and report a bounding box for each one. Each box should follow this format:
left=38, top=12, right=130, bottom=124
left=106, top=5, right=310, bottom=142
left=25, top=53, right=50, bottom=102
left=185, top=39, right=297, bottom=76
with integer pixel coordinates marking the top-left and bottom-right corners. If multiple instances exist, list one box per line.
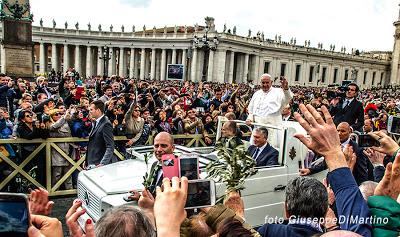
left=149, top=132, right=175, bottom=194
left=86, top=100, right=115, bottom=168
left=300, top=122, right=368, bottom=185
left=330, top=83, right=364, bottom=132
left=282, top=105, right=294, bottom=122
left=248, top=127, right=279, bottom=167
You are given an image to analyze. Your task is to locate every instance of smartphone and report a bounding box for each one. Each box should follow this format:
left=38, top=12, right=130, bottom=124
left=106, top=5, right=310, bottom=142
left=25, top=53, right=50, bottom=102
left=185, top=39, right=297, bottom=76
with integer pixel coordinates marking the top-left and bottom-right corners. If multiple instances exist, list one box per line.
left=162, top=154, right=179, bottom=179
left=388, top=116, right=400, bottom=135
left=0, top=193, right=30, bottom=237
left=185, top=180, right=216, bottom=209
left=77, top=206, right=91, bottom=233
left=358, top=134, right=380, bottom=148
left=179, top=155, right=199, bottom=180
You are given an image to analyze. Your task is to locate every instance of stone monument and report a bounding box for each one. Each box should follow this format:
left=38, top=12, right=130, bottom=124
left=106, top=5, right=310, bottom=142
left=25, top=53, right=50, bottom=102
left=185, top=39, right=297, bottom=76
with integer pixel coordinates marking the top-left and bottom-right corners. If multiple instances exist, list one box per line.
left=0, top=0, right=34, bottom=79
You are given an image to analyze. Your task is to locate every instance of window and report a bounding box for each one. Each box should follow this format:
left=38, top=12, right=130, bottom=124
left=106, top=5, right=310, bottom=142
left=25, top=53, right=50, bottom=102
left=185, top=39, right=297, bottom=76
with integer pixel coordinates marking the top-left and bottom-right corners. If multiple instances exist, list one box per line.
left=295, top=65, right=301, bottom=82
left=280, top=63, right=286, bottom=76
left=264, top=62, right=270, bottom=73
left=372, top=71, right=376, bottom=85
left=333, top=68, right=338, bottom=83
left=344, top=69, right=349, bottom=81
left=321, top=67, right=327, bottom=83
left=363, top=71, right=368, bottom=85
left=309, top=66, right=314, bottom=82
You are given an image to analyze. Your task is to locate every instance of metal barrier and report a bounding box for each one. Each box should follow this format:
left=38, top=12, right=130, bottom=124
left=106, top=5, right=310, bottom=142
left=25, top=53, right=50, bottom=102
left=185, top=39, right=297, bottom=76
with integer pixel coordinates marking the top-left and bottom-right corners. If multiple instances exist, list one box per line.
left=0, top=136, right=127, bottom=196
left=0, top=134, right=219, bottom=196
left=1, top=132, right=397, bottom=196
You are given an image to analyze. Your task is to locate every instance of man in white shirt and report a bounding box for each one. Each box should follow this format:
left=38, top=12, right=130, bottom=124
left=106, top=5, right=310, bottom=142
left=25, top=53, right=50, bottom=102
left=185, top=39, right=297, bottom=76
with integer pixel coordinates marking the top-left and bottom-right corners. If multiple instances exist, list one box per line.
left=246, top=74, right=293, bottom=126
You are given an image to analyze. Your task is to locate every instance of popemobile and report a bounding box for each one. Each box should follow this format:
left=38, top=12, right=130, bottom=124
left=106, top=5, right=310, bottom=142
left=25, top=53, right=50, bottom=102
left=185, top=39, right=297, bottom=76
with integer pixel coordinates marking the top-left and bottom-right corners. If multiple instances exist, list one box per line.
left=77, top=117, right=326, bottom=228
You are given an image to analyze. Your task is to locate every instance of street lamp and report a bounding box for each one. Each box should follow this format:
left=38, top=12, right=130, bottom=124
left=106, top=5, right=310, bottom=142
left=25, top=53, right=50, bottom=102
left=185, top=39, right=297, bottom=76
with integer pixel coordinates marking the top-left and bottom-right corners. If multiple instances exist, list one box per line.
left=99, top=46, right=111, bottom=78
left=193, top=26, right=219, bottom=82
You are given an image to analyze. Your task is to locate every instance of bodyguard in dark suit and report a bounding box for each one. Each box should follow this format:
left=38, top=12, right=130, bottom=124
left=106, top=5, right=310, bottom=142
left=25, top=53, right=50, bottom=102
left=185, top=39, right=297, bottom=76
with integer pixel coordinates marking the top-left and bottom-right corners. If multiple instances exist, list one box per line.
left=330, top=83, right=364, bottom=132
left=149, top=132, right=176, bottom=194
left=247, top=127, right=279, bottom=167
left=86, top=100, right=115, bottom=167
left=301, top=122, right=368, bottom=185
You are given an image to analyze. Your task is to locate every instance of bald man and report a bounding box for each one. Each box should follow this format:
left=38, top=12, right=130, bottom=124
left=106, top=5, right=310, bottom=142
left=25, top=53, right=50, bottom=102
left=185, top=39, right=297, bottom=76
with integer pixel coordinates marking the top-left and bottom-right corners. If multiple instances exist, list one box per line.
left=300, top=122, right=369, bottom=185
left=149, top=132, right=175, bottom=193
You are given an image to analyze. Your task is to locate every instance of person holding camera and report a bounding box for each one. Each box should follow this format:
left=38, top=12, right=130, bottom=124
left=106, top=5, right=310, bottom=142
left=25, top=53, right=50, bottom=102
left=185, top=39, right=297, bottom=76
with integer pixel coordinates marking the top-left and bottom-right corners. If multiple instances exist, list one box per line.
left=48, top=108, right=73, bottom=190
left=329, top=83, right=364, bottom=132
left=16, top=110, right=50, bottom=186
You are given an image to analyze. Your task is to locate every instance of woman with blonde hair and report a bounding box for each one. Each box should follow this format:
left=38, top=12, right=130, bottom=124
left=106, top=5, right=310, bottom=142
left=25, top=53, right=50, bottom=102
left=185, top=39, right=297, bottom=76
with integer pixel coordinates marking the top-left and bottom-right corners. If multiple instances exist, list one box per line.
left=48, top=108, right=73, bottom=190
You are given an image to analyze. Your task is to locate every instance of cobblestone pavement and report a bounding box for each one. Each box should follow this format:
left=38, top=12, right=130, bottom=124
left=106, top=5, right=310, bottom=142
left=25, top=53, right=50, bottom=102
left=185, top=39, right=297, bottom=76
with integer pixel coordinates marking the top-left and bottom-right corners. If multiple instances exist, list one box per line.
left=49, top=195, right=76, bottom=237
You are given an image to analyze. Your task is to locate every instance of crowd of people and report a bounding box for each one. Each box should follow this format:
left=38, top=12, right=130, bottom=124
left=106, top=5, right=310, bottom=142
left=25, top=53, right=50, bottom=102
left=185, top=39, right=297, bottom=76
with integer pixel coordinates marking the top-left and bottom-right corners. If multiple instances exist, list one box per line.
left=1, top=68, right=400, bottom=236
left=17, top=103, right=400, bottom=237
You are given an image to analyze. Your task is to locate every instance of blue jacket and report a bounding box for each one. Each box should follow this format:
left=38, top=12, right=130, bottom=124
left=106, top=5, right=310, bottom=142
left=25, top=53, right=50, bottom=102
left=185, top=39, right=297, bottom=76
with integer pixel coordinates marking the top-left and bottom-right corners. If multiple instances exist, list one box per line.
left=258, top=223, right=321, bottom=237
left=327, top=167, right=372, bottom=236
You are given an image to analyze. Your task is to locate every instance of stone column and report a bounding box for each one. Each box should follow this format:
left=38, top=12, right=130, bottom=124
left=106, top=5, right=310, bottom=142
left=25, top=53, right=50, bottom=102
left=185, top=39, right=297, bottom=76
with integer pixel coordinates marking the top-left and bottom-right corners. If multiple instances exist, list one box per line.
left=243, top=53, right=249, bottom=83
left=108, top=47, right=115, bottom=76
left=129, top=48, right=135, bottom=78
left=171, top=48, right=177, bottom=64
left=140, top=48, right=146, bottom=80
left=0, top=45, right=5, bottom=74
left=97, top=46, right=104, bottom=76
left=181, top=49, right=187, bottom=67
left=235, top=54, right=243, bottom=83
left=190, top=48, right=198, bottom=82
left=252, top=55, right=260, bottom=84
left=63, top=44, right=70, bottom=72
left=160, top=49, right=167, bottom=81
left=150, top=48, right=156, bottom=80
left=214, top=49, right=226, bottom=83
left=74, top=44, right=81, bottom=74
left=51, top=43, right=59, bottom=72
left=181, top=49, right=187, bottom=80
left=207, top=50, right=215, bottom=82
left=39, top=42, right=46, bottom=73
left=86, top=46, right=92, bottom=77
left=227, top=51, right=235, bottom=83
left=119, top=47, right=125, bottom=77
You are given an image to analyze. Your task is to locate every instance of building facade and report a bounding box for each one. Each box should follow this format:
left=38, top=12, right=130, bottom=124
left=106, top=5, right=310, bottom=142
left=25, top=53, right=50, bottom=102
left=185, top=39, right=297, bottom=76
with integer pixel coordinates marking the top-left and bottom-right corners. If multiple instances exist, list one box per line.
left=0, top=17, right=396, bottom=88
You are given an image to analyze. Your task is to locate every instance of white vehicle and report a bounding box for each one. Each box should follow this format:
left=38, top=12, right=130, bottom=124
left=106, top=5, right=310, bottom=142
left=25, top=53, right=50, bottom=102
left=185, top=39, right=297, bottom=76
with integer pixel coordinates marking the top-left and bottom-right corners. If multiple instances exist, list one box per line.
left=77, top=119, right=325, bottom=228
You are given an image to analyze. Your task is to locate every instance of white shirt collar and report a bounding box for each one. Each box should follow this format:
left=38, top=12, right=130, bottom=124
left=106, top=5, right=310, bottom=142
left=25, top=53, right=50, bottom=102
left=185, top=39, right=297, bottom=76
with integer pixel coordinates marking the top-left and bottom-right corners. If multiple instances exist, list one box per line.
left=256, top=142, right=268, bottom=153
left=341, top=138, right=350, bottom=150
left=96, top=114, right=105, bottom=125
left=345, top=97, right=354, bottom=103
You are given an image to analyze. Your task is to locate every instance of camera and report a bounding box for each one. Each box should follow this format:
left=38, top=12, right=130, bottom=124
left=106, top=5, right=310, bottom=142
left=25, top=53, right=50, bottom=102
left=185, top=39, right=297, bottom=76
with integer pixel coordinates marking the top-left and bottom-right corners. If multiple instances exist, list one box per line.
left=0, top=193, right=30, bottom=236
left=185, top=180, right=216, bottom=209
left=388, top=116, right=400, bottom=135
left=357, top=134, right=380, bottom=148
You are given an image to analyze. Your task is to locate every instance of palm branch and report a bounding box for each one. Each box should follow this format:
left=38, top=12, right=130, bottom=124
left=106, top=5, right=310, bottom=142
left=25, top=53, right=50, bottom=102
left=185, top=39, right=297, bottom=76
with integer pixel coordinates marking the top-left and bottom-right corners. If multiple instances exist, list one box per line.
left=206, top=141, right=258, bottom=194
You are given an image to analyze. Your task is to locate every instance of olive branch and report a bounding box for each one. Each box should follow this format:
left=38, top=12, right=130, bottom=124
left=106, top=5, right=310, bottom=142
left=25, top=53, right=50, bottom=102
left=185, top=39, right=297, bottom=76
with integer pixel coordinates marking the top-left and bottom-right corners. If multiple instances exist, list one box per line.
left=206, top=141, right=258, bottom=193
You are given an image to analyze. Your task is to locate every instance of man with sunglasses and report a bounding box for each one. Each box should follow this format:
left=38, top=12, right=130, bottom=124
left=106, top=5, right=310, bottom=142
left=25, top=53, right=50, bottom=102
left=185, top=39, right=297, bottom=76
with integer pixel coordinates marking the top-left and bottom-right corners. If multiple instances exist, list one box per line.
left=330, top=83, right=364, bottom=132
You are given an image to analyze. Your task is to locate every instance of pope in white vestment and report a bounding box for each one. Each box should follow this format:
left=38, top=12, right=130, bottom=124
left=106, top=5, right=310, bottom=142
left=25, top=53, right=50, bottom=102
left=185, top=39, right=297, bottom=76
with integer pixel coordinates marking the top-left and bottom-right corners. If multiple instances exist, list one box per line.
left=246, top=74, right=293, bottom=148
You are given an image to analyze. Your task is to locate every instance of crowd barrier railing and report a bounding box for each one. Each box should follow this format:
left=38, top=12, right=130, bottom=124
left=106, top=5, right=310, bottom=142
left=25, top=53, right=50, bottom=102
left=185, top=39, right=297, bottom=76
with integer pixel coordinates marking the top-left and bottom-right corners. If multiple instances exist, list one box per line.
left=1, top=132, right=397, bottom=196
left=0, top=133, right=219, bottom=196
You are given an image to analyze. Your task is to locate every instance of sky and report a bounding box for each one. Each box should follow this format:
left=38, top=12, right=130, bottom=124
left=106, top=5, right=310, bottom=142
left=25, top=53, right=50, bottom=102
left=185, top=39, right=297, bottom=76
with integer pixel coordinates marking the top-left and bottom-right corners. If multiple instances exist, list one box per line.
left=30, top=0, right=399, bottom=52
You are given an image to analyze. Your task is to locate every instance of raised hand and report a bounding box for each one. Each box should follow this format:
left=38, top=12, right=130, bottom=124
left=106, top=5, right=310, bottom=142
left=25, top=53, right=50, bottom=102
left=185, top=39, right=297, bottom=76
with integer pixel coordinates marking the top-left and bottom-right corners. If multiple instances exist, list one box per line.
left=29, top=188, right=54, bottom=216
left=293, top=104, right=347, bottom=171
left=374, top=153, right=400, bottom=200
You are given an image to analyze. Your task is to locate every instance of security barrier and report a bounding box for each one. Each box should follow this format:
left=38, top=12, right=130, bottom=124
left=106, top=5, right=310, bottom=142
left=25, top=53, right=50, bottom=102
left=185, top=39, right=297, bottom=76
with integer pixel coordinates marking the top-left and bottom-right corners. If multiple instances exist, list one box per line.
left=0, top=134, right=217, bottom=196
left=0, top=132, right=398, bottom=196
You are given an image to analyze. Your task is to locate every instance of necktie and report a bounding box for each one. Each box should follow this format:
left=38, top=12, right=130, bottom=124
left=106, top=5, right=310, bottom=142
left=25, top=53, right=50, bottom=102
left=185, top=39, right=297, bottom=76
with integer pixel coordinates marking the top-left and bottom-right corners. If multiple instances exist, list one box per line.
left=253, top=147, right=260, bottom=160
left=342, top=100, right=348, bottom=109
left=90, top=121, right=97, bottom=135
